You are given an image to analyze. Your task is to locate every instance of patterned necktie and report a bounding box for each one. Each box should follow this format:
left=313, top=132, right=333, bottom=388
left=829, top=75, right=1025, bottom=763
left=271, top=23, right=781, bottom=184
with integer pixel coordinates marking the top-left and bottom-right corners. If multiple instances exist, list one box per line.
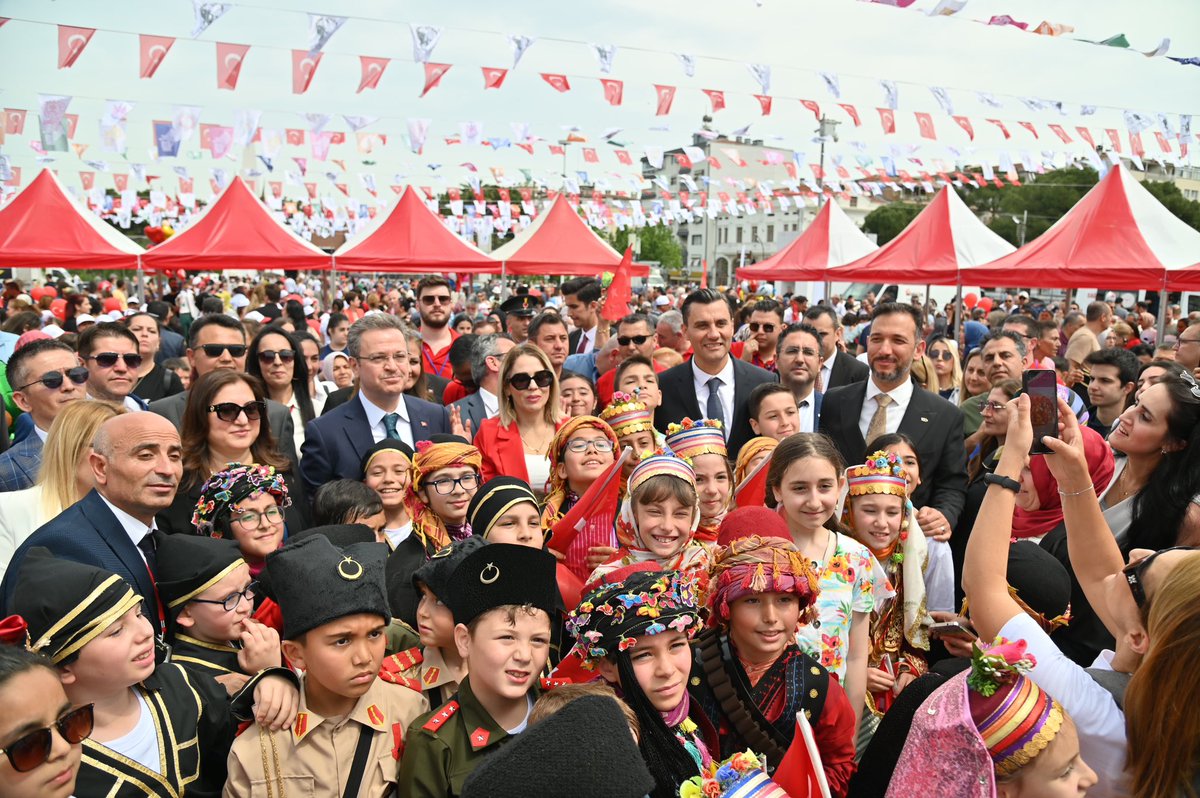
left=867, top=394, right=892, bottom=444
left=706, top=377, right=725, bottom=430
left=384, top=412, right=401, bottom=440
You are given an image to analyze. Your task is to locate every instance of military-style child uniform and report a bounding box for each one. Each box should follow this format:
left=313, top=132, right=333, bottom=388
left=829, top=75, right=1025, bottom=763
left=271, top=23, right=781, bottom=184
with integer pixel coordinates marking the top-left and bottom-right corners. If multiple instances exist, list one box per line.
left=223, top=535, right=428, bottom=798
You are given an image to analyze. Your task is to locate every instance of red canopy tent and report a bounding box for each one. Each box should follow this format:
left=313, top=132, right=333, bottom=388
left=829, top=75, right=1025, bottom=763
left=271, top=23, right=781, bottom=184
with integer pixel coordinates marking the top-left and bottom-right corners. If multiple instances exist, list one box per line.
left=333, top=187, right=500, bottom=274
left=0, top=168, right=144, bottom=269
left=735, top=201, right=878, bottom=282
left=827, top=186, right=1014, bottom=285
left=491, top=195, right=648, bottom=276
left=142, top=176, right=330, bottom=271
left=965, top=163, right=1200, bottom=291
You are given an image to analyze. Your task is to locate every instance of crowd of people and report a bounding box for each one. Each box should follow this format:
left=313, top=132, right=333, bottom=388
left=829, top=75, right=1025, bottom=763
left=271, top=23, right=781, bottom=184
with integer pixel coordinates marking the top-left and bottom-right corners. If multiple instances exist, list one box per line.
left=0, top=270, right=1196, bottom=798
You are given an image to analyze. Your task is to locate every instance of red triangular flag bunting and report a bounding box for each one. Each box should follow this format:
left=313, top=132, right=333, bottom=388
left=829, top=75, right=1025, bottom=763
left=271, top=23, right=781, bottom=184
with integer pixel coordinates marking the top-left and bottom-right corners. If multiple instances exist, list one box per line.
left=986, top=118, right=1011, bottom=139
left=1076, top=126, right=1095, bottom=149
left=755, top=95, right=773, bottom=115
left=952, top=115, right=974, bottom=140
left=1018, top=121, right=1039, bottom=139
left=702, top=89, right=726, bottom=113
left=800, top=99, right=821, bottom=122
left=421, top=62, right=452, bottom=97
left=541, top=73, right=571, bottom=93
left=1047, top=124, right=1072, bottom=144
left=877, top=107, right=896, bottom=134
left=838, top=103, right=861, bottom=126
left=915, top=112, right=936, bottom=140
left=357, top=56, right=389, bottom=93
left=655, top=85, right=676, bottom=116
left=291, top=49, right=322, bottom=94
left=482, top=66, right=508, bottom=89
left=1105, top=129, right=1122, bottom=153
left=139, top=35, right=174, bottom=79
left=600, top=78, right=623, bottom=106
left=216, top=42, right=250, bottom=90
left=58, top=25, right=95, bottom=69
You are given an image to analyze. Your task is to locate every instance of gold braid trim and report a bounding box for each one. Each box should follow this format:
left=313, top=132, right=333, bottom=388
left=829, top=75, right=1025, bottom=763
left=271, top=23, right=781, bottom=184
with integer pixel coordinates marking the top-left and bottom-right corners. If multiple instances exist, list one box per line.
left=994, top=703, right=1065, bottom=778
left=257, top=728, right=286, bottom=798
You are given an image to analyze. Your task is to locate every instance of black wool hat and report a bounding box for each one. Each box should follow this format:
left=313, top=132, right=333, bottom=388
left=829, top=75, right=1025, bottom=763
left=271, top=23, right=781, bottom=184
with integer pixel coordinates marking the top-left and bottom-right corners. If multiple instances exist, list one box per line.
left=460, top=695, right=653, bottom=798
left=265, top=535, right=390, bottom=640
left=411, top=536, right=489, bottom=601
left=465, top=477, right=540, bottom=541
left=290, top=524, right=379, bottom=549
left=12, top=549, right=143, bottom=664
left=445, top=543, right=558, bottom=625
left=155, top=535, right=245, bottom=611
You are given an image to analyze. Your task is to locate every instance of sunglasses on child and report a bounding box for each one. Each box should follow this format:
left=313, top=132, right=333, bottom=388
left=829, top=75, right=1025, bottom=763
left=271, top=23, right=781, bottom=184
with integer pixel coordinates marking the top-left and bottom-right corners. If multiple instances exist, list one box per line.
left=85, top=352, right=143, bottom=369
left=508, top=370, right=554, bottom=391
left=0, top=704, right=94, bottom=772
left=15, top=366, right=89, bottom=392
left=207, top=401, right=267, bottom=423
left=198, top=344, right=248, bottom=358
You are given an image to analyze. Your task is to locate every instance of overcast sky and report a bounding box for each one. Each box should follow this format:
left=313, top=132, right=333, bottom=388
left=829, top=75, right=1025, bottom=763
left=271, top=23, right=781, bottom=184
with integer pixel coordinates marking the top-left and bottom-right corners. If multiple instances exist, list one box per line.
left=1, top=0, right=1197, bottom=202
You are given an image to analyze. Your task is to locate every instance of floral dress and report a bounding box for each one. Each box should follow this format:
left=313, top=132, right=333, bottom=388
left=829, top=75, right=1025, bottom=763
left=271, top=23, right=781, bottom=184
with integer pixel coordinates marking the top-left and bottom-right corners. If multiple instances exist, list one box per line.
left=795, top=532, right=877, bottom=680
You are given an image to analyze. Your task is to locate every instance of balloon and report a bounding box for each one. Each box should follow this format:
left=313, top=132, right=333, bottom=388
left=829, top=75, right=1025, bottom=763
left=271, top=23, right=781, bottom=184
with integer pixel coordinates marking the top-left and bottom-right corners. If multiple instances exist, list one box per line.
left=161, top=222, right=175, bottom=239
left=42, top=286, right=57, bottom=299
left=49, top=298, right=67, bottom=321
left=978, top=297, right=994, bottom=312
left=963, top=292, right=978, bottom=309
left=177, top=270, right=187, bottom=279
left=30, top=287, right=45, bottom=302
left=144, top=226, right=165, bottom=245
left=102, top=297, right=122, bottom=313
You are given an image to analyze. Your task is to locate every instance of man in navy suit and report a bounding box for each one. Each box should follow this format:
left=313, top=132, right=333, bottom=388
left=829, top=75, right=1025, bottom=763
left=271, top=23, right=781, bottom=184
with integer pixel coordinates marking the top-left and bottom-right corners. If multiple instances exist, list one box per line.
left=0, top=338, right=88, bottom=492
left=806, top=305, right=869, bottom=391
left=301, top=314, right=449, bottom=496
left=775, top=321, right=826, bottom=433
left=1, top=412, right=180, bottom=623
left=654, top=289, right=777, bottom=460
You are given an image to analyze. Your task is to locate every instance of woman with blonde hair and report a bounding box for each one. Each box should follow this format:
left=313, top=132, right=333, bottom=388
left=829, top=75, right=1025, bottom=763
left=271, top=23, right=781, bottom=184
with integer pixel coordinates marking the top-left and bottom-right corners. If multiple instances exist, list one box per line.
left=925, top=334, right=962, bottom=403
left=474, top=342, right=565, bottom=496
left=0, top=400, right=125, bottom=579
left=908, top=353, right=939, bottom=393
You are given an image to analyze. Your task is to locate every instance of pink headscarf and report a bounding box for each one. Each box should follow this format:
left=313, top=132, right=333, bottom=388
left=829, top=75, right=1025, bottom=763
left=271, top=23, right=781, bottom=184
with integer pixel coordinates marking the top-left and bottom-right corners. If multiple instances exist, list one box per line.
left=1010, top=426, right=1114, bottom=540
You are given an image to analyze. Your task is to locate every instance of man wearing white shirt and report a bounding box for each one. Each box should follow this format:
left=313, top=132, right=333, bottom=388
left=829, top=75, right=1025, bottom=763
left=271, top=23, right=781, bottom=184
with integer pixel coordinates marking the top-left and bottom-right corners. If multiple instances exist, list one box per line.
left=451, top=333, right=514, bottom=439
left=561, top=277, right=601, bottom=355
left=78, top=323, right=149, bottom=412
left=806, top=304, right=868, bottom=391
left=774, top=322, right=824, bottom=433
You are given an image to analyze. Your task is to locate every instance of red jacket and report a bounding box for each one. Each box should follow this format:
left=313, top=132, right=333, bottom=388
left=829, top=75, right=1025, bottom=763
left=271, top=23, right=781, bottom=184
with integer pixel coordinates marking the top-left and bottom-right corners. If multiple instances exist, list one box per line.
left=474, top=415, right=566, bottom=485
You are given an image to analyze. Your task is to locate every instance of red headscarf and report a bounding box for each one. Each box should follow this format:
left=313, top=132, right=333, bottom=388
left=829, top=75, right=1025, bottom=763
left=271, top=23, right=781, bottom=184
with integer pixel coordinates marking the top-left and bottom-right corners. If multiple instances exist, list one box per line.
left=1010, top=426, right=1115, bottom=539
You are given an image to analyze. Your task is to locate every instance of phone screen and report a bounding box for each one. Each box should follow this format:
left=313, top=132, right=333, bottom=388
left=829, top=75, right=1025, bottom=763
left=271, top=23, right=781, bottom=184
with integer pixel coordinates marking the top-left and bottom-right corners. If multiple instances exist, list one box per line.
left=1024, top=369, right=1058, bottom=455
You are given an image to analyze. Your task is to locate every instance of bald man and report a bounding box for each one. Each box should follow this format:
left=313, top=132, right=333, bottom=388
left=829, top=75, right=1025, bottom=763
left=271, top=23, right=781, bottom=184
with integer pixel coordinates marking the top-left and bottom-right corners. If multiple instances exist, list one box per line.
left=1, top=413, right=182, bottom=622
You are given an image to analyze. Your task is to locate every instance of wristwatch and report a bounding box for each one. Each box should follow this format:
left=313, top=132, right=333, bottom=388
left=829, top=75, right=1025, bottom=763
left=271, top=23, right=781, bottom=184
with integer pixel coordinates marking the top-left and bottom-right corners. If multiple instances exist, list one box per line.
left=982, top=472, right=1021, bottom=493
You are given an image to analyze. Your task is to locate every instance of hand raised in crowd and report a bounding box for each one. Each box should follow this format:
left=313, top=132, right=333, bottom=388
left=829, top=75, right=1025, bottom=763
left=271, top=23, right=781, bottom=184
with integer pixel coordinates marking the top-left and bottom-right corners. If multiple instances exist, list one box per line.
left=238, top=619, right=283, bottom=674
left=740, top=336, right=759, bottom=361
left=448, top=403, right=474, bottom=442
left=916, top=506, right=951, bottom=541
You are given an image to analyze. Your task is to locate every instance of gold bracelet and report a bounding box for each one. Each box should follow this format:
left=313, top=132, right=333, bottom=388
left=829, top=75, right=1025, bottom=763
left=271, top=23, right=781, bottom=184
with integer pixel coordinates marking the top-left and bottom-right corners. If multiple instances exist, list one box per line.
left=1057, top=484, right=1094, bottom=497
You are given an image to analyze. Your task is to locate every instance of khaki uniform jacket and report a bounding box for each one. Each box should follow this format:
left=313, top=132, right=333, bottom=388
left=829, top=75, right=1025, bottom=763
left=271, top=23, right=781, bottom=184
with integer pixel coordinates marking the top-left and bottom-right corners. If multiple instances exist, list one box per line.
left=387, top=645, right=466, bottom=710
left=224, top=675, right=428, bottom=798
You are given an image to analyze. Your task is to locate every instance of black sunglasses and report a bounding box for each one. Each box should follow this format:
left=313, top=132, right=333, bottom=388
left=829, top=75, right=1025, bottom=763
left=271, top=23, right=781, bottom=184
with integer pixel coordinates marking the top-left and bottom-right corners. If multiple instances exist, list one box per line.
left=747, top=322, right=776, bottom=333
left=931, top=350, right=955, bottom=361
left=86, top=352, right=143, bottom=369
left=617, top=335, right=651, bottom=347
left=207, top=401, right=266, bottom=423
left=0, top=704, right=94, bottom=772
left=257, top=349, right=296, bottom=364
left=508, top=370, right=554, bottom=391
left=199, top=343, right=248, bottom=358
left=1124, top=546, right=1198, bottom=608
left=15, top=366, right=89, bottom=392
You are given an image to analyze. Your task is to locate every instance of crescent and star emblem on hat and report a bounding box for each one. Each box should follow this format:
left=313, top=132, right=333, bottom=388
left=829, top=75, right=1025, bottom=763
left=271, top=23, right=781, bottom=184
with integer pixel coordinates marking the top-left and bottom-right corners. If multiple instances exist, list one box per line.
left=480, top=563, right=500, bottom=584
left=338, top=556, right=364, bottom=581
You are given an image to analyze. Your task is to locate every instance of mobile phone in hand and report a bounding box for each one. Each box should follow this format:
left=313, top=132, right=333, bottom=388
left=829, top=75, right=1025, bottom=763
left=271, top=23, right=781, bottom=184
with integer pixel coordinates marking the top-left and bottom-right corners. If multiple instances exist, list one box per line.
left=929, top=621, right=974, bottom=640
left=1024, top=369, right=1058, bottom=455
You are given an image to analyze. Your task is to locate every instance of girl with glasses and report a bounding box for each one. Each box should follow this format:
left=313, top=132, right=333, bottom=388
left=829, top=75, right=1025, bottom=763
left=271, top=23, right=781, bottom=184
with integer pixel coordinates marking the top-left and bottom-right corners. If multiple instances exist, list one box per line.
left=245, top=324, right=314, bottom=461
left=475, top=343, right=565, bottom=497
left=193, top=463, right=293, bottom=585
left=541, top=415, right=621, bottom=580
left=404, top=438, right=484, bottom=555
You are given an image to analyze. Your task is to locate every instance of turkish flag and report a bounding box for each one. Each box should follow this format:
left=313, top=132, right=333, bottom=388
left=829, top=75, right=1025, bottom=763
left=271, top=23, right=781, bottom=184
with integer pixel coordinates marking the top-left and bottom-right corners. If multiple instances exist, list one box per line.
left=877, top=107, right=896, bottom=134
left=734, top=448, right=773, bottom=509
left=113, top=173, right=129, bottom=192
left=515, top=142, right=533, bottom=154
left=986, top=118, right=1011, bottom=139
left=655, top=85, right=676, bottom=116
left=179, top=177, right=194, bottom=194
left=549, top=144, right=565, bottom=156
left=600, top=78, right=623, bottom=106
left=1130, top=131, right=1145, bottom=157
left=755, top=95, right=773, bottom=116
left=838, top=103, right=861, bottom=127
left=551, top=447, right=630, bottom=581
left=79, top=171, right=95, bottom=191
left=773, top=712, right=832, bottom=798
left=286, top=129, right=305, bottom=147
left=952, top=115, right=974, bottom=140
left=601, top=247, right=635, bottom=322
left=269, top=181, right=282, bottom=197
left=541, top=73, right=571, bottom=93
left=482, top=66, right=508, bottom=89
left=519, top=188, right=533, bottom=202
left=305, top=182, right=317, bottom=199
left=358, top=56, right=389, bottom=93
left=421, top=63, right=451, bottom=97
left=1018, top=121, right=1039, bottom=139
left=64, top=114, right=78, bottom=139
left=809, top=164, right=825, bottom=180
left=5, top=109, right=26, bottom=135
left=614, top=149, right=632, bottom=165
left=1048, top=124, right=1072, bottom=144
left=583, top=148, right=599, bottom=163
left=216, top=42, right=250, bottom=90
left=1154, top=131, right=1172, bottom=153
left=291, top=50, right=322, bottom=94
left=1076, top=126, right=1095, bottom=149
left=58, top=25, right=95, bottom=69
left=800, top=99, right=821, bottom=122
left=389, top=185, right=402, bottom=195
left=702, top=89, right=726, bottom=113
left=139, top=35, right=174, bottom=79
left=1105, top=129, right=1122, bottom=153
left=915, top=112, right=936, bottom=140
left=336, top=183, right=349, bottom=196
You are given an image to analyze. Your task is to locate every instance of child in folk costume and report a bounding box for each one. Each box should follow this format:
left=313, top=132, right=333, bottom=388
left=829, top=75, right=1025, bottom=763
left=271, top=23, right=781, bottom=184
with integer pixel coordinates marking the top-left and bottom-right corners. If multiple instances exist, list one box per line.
left=664, top=418, right=733, bottom=545
left=691, top=507, right=857, bottom=797
left=224, top=535, right=429, bottom=797
left=598, top=391, right=660, bottom=482
left=359, top=439, right=416, bottom=551
left=887, top=638, right=1097, bottom=797
left=839, top=451, right=934, bottom=728
left=403, top=437, right=484, bottom=555
left=565, top=565, right=717, bottom=798
left=734, top=436, right=777, bottom=487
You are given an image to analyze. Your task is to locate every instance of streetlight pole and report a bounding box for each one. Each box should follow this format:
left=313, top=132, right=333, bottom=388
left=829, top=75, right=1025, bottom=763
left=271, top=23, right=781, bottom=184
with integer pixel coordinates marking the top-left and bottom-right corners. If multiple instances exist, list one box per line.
left=816, top=115, right=840, bottom=301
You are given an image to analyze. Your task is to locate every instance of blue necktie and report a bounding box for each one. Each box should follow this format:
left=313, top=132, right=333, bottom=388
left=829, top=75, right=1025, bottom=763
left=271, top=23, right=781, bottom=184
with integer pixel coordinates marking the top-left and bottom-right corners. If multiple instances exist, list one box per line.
left=706, top=377, right=725, bottom=431
left=384, top=412, right=401, bottom=440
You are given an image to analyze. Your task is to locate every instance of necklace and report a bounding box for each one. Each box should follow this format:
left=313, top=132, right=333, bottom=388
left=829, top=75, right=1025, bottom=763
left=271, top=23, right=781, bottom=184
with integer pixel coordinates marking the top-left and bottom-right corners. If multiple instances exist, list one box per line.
left=518, top=425, right=552, bottom=455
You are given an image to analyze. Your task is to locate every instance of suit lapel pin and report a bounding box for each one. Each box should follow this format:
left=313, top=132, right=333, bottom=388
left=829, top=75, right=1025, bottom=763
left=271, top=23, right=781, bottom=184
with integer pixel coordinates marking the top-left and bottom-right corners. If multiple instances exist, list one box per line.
left=420, top=420, right=428, bottom=427
left=920, top=417, right=929, bottom=423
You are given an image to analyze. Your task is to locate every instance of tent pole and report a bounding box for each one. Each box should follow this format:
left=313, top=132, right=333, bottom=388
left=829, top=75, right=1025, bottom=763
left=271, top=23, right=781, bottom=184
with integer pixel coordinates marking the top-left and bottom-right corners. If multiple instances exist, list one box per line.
left=954, top=279, right=963, bottom=349
left=1156, top=272, right=1168, bottom=344
left=500, top=261, right=508, bottom=302
left=135, top=256, right=146, bottom=305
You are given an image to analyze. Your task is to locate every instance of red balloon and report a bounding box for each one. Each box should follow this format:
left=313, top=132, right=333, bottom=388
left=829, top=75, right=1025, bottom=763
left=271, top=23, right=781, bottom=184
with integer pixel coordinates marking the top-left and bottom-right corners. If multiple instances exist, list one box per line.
left=978, top=297, right=994, bottom=312
left=102, top=297, right=122, bottom=313
left=42, top=286, right=57, bottom=299
left=177, top=270, right=187, bottom=279
left=144, top=226, right=165, bottom=245
left=963, top=292, right=978, bottom=309
left=49, top=298, right=67, bottom=321
left=30, top=287, right=45, bottom=302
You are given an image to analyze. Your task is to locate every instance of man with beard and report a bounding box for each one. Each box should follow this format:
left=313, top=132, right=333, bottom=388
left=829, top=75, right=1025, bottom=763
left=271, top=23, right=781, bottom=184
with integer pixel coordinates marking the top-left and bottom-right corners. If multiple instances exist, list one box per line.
left=416, top=276, right=459, bottom=380
left=774, top=322, right=824, bottom=432
left=819, top=303, right=966, bottom=534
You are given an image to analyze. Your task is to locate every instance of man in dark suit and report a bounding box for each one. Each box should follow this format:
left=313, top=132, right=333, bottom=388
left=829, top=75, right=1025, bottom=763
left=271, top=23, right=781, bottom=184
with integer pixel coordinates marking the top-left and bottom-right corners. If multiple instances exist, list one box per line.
left=806, top=304, right=869, bottom=391
left=148, top=313, right=298, bottom=464
left=450, top=333, right=514, bottom=440
left=301, top=314, right=449, bottom=496
left=654, top=289, right=777, bottom=460
left=819, top=303, right=966, bottom=533
left=562, top=277, right=602, bottom=355
left=1, top=413, right=181, bottom=624
left=775, top=322, right=825, bottom=432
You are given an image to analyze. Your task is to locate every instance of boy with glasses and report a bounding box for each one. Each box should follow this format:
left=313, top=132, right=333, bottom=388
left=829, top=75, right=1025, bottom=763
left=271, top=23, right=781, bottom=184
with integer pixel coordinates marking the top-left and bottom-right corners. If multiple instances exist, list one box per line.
left=77, top=322, right=147, bottom=411
left=0, top=340, right=86, bottom=491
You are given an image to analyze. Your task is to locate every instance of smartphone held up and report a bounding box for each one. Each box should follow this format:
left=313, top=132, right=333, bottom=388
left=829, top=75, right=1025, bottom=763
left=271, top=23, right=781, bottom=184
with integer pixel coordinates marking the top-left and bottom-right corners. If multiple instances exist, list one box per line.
left=1023, top=370, right=1059, bottom=455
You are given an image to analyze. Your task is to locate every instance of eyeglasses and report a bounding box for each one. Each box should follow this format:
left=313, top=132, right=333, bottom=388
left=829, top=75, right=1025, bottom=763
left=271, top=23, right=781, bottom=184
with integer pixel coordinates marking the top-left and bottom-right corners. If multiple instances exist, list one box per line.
left=207, top=401, right=266, bottom=423
left=86, top=352, right=144, bottom=369
left=981, top=401, right=1007, bottom=413
left=747, top=322, right=776, bottom=333
left=421, top=295, right=452, bottom=305
left=359, top=352, right=407, bottom=366
left=257, top=349, right=295, bottom=364
left=565, top=438, right=616, bottom=453
left=1173, top=337, right=1200, bottom=348
left=230, top=506, right=284, bottom=530
left=0, top=704, right=94, bottom=772
left=508, top=370, right=554, bottom=390
left=1123, top=546, right=1198, bottom=608
left=780, top=346, right=819, bottom=359
left=425, top=473, right=481, bottom=495
left=617, top=334, right=651, bottom=347
left=199, top=344, right=248, bottom=358
left=15, top=366, right=89, bottom=392
left=190, top=581, right=259, bottom=612
left=931, top=350, right=956, bottom=361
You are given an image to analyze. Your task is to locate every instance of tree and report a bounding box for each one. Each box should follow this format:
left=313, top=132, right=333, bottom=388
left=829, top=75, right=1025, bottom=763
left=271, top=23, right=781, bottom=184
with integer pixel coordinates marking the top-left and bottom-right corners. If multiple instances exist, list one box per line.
left=958, top=167, right=1100, bottom=246
left=1140, top=179, right=1200, bottom=231
left=862, top=202, right=923, bottom=244
left=606, top=225, right=683, bottom=271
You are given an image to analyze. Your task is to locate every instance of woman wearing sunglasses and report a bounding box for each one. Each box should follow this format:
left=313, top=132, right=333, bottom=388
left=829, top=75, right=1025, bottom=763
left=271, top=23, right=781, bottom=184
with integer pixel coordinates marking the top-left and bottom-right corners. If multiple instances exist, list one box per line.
left=964, top=391, right=1200, bottom=798
left=156, top=370, right=310, bottom=537
left=245, top=324, right=314, bottom=462
left=124, top=312, right=184, bottom=404
left=0, top=640, right=90, bottom=798
left=473, top=343, right=565, bottom=497
left=925, top=334, right=963, bottom=404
